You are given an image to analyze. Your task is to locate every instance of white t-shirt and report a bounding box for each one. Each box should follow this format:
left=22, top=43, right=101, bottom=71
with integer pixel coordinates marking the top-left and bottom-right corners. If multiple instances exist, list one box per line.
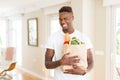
left=45, top=29, right=93, bottom=80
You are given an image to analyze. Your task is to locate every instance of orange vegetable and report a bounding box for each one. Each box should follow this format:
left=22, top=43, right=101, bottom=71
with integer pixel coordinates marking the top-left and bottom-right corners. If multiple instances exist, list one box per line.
left=64, top=33, right=70, bottom=44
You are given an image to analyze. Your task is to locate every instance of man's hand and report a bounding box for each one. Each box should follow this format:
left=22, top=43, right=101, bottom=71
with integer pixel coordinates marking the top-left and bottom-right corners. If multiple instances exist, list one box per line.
left=60, top=53, right=80, bottom=65
left=64, top=64, right=87, bottom=75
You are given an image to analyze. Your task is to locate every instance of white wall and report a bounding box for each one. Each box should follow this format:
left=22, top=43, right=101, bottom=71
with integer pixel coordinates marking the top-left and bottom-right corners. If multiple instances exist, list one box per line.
left=22, top=10, right=48, bottom=78
left=95, top=0, right=106, bottom=80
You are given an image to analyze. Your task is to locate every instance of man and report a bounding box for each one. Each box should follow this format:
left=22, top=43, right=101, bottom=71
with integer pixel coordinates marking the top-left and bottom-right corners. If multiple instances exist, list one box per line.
left=45, top=6, right=93, bottom=80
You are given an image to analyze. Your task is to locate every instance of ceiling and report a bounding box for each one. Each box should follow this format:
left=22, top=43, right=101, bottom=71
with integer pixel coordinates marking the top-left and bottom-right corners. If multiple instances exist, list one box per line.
left=0, top=0, right=45, bottom=17
left=0, top=0, right=69, bottom=17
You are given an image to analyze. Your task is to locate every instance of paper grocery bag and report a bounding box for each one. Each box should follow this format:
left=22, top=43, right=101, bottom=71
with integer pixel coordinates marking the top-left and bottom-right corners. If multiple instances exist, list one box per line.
left=62, top=44, right=88, bottom=72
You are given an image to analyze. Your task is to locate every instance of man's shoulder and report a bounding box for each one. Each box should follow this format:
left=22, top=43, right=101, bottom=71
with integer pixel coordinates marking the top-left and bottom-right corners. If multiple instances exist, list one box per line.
left=74, top=29, right=90, bottom=39
left=74, top=29, right=86, bottom=36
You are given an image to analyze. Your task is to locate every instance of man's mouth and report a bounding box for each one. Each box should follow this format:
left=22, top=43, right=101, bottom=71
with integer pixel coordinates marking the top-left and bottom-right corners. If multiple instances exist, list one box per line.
left=62, top=24, right=67, bottom=28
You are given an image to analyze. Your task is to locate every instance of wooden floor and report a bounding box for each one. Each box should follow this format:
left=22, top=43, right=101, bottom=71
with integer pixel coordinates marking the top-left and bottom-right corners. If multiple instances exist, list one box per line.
left=1, top=67, right=42, bottom=80
left=14, top=68, right=42, bottom=80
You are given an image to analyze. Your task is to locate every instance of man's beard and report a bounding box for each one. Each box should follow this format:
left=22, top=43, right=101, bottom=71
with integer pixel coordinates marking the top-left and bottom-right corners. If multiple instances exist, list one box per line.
left=62, top=28, right=68, bottom=33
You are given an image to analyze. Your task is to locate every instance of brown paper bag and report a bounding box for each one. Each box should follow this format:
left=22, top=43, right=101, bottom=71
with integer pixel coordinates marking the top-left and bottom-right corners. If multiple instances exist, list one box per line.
left=62, top=44, right=88, bottom=72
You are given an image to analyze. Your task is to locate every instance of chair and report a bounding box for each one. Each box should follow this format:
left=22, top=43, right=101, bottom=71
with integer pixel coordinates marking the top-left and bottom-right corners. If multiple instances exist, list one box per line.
left=0, top=47, right=16, bottom=80
left=0, top=62, right=16, bottom=80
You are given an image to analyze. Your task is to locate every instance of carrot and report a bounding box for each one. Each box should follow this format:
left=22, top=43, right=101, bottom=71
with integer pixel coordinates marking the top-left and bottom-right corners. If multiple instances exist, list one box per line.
left=64, top=33, right=70, bottom=42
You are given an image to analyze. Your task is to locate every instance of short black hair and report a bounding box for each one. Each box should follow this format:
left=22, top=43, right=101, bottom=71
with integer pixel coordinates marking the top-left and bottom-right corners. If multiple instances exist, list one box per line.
left=59, top=6, right=73, bottom=13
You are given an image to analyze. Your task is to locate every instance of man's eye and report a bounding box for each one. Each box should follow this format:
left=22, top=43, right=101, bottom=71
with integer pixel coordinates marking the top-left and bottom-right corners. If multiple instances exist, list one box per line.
left=59, top=19, right=62, bottom=21
left=65, top=18, right=69, bottom=20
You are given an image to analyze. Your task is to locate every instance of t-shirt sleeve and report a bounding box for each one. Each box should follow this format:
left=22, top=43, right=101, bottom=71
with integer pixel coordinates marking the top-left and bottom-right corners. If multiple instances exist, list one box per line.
left=44, top=35, right=54, bottom=49
left=85, top=36, right=93, bottom=49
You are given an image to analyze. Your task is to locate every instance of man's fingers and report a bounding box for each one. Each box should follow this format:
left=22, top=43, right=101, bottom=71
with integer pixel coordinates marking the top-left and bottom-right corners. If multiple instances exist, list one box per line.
left=64, top=53, right=70, bottom=56
left=70, top=56, right=80, bottom=63
left=74, top=59, right=80, bottom=63
left=64, top=69, right=73, bottom=74
left=70, top=55, right=79, bottom=58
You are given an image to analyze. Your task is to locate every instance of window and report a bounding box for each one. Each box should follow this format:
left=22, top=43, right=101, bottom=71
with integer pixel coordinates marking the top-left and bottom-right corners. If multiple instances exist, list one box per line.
left=116, top=8, right=120, bottom=56
left=115, top=8, right=120, bottom=80
left=106, top=6, right=120, bottom=80
left=50, top=15, right=61, bottom=34
left=110, top=6, right=120, bottom=80
left=11, top=19, right=22, bottom=65
left=0, top=20, right=7, bottom=47
left=0, top=18, right=22, bottom=66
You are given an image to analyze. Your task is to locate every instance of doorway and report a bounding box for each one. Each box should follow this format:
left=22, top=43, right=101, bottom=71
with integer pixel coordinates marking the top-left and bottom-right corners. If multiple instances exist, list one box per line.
left=109, top=6, right=120, bottom=80
left=49, top=14, right=61, bottom=77
left=114, top=7, right=120, bottom=80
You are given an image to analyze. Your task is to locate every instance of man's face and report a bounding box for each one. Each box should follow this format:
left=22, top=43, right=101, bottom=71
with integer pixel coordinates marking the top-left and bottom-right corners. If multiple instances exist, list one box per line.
left=59, top=12, right=74, bottom=31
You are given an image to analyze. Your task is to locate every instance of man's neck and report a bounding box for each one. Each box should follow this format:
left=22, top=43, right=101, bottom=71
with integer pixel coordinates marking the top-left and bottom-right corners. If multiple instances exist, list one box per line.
left=63, top=28, right=74, bottom=34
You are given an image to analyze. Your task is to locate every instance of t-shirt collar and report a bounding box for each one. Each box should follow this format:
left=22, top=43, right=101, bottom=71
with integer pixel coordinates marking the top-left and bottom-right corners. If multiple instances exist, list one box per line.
left=60, top=29, right=76, bottom=35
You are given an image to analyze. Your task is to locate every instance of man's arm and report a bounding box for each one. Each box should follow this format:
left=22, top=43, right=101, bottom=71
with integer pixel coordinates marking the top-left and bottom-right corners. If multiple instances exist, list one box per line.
left=45, top=48, right=80, bottom=69
left=45, top=48, right=61, bottom=69
left=86, top=48, right=94, bottom=72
